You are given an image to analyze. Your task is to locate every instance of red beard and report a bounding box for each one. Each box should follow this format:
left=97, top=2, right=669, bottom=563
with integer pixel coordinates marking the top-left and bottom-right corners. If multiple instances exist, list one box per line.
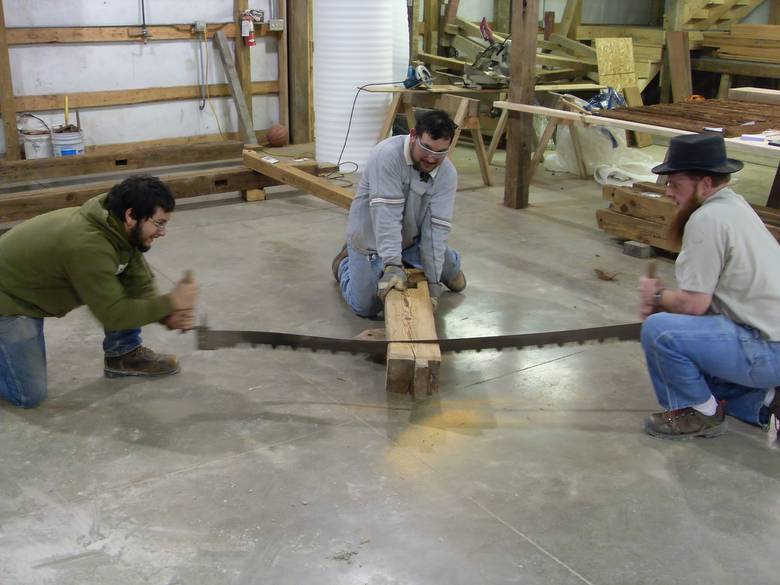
left=668, top=196, right=702, bottom=249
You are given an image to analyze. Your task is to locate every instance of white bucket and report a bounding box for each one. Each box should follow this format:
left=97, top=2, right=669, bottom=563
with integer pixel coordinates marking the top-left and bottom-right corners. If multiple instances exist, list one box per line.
left=52, top=130, right=85, bottom=157
left=21, top=131, right=53, bottom=159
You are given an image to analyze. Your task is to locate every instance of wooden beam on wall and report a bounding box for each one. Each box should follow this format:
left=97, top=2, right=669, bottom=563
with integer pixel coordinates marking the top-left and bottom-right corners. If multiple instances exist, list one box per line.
left=3, top=23, right=283, bottom=44
left=14, top=81, right=279, bottom=113
left=504, top=0, right=538, bottom=209
left=0, top=140, right=246, bottom=184
left=0, top=1, right=20, bottom=160
left=288, top=0, right=313, bottom=143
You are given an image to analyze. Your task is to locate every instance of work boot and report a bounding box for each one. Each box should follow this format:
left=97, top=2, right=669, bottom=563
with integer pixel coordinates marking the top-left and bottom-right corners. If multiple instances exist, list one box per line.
left=444, top=270, right=467, bottom=292
left=104, top=346, right=180, bottom=379
left=644, top=401, right=726, bottom=440
left=332, top=243, right=348, bottom=282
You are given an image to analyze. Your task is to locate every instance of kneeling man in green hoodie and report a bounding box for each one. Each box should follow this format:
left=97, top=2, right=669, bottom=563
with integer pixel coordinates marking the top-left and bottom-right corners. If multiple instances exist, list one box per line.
left=0, top=175, right=199, bottom=408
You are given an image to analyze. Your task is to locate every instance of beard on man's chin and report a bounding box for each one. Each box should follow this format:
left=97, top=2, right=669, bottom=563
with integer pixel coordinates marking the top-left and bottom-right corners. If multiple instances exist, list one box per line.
left=668, top=196, right=702, bottom=248
left=129, top=222, right=151, bottom=253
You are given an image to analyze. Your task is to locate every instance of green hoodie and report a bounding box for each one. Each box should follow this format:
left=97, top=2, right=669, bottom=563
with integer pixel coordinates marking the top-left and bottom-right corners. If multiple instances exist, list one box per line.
left=0, top=194, right=174, bottom=330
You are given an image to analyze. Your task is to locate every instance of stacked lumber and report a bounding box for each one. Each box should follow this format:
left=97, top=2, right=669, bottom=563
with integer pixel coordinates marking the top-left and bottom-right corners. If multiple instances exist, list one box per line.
left=597, top=183, right=780, bottom=253
left=597, top=98, right=780, bottom=137
left=702, top=25, right=780, bottom=63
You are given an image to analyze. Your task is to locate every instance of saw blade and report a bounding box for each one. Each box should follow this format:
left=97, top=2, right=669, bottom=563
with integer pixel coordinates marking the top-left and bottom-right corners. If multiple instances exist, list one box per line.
left=195, top=322, right=642, bottom=355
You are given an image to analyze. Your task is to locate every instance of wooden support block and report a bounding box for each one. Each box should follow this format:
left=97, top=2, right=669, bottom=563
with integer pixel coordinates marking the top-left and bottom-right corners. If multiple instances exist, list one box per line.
left=0, top=2, right=20, bottom=161
left=242, top=150, right=353, bottom=209
left=596, top=208, right=679, bottom=252
left=384, top=273, right=441, bottom=399
left=242, top=188, right=266, bottom=202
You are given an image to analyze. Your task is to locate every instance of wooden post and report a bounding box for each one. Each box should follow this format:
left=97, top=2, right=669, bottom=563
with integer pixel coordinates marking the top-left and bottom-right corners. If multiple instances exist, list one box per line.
left=277, top=0, right=290, bottom=129
left=494, top=0, right=510, bottom=33
left=0, top=0, right=20, bottom=160
left=543, top=11, right=555, bottom=40
left=409, top=0, right=420, bottom=61
left=772, top=0, right=780, bottom=25
left=504, top=0, right=538, bottom=209
left=288, top=0, right=312, bottom=143
left=424, top=0, right=439, bottom=55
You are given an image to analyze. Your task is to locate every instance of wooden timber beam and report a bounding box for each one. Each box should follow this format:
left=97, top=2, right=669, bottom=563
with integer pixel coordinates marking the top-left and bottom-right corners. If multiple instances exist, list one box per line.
left=0, top=159, right=331, bottom=223
left=0, top=140, right=246, bottom=184
left=0, top=1, right=20, bottom=160
left=548, top=33, right=597, bottom=60
left=504, top=0, right=538, bottom=209
left=243, top=149, right=353, bottom=209
left=691, top=57, right=780, bottom=79
left=494, top=0, right=510, bottom=34
left=416, top=51, right=466, bottom=72
left=214, top=31, right=258, bottom=145
left=559, top=0, right=583, bottom=39
left=4, top=23, right=280, bottom=44
left=14, top=81, right=279, bottom=113
left=385, top=273, right=441, bottom=399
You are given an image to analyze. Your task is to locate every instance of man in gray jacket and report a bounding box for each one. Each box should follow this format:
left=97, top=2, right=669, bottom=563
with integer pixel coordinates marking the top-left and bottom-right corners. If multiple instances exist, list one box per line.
left=332, top=109, right=466, bottom=317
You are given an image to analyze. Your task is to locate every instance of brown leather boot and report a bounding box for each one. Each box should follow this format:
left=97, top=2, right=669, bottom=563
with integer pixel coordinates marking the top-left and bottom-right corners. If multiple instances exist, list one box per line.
left=644, top=401, right=726, bottom=440
left=104, top=346, right=180, bottom=378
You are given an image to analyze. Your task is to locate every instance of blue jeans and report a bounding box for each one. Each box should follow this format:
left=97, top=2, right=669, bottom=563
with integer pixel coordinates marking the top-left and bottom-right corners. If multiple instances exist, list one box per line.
left=0, top=316, right=141, bottom=408
left=641, top=313, right=780, bottom=425
left=337, top=241, right=461, bottom=318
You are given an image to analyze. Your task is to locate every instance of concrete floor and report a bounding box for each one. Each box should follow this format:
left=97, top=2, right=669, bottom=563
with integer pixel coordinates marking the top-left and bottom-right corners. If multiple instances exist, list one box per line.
left=2, top=144, right=780, bottom=585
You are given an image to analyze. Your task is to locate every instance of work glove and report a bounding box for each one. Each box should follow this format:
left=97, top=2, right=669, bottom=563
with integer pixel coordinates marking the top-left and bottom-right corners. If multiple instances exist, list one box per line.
left=377, top=265, right=408, bottom=302
left=428, top=282, right=443, bottom=312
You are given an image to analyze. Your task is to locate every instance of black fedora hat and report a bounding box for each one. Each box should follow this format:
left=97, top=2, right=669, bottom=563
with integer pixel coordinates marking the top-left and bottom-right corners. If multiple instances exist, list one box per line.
left=652, top=133, right=743, bottom=175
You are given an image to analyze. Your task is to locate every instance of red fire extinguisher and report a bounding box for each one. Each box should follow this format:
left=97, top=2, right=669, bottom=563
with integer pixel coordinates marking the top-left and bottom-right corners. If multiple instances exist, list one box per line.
left=241, top=13, right=255, bottom=46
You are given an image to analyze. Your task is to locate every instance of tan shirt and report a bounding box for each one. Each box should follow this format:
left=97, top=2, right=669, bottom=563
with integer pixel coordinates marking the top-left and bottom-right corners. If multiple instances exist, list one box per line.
left=676, top=187, right=780, bottom=340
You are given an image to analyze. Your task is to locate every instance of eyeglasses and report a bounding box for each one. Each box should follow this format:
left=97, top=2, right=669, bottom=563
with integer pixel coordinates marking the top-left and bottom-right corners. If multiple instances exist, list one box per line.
left=149, top=218, right=168, bottom=232
left=415, top=137, right=450, bottom=159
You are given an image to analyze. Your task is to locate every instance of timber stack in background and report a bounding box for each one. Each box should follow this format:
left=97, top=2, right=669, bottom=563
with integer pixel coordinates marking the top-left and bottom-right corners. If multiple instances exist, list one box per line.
left=597, top=182, right=780, bottom=253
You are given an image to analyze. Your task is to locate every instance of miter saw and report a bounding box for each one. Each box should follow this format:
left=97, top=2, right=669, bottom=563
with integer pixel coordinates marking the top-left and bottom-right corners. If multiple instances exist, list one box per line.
left=462, top=17, right=511, bottom=89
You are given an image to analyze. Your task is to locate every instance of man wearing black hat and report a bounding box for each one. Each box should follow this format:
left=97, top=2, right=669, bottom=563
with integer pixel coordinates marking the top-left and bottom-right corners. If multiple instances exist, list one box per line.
left=638, top=133, right=780, bottom=440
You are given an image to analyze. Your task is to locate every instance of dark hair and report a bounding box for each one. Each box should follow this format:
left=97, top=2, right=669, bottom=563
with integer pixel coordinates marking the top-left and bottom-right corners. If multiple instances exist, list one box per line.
left=415, top=109, right=457, bottom=142
left=680, top=171, right=730, bottom=187
left=104, top=175, right=175, bottom=222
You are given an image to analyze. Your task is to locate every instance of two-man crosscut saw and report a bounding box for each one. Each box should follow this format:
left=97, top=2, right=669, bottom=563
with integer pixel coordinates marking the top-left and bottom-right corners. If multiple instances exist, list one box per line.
left=195, top=322, right=642, bottom=355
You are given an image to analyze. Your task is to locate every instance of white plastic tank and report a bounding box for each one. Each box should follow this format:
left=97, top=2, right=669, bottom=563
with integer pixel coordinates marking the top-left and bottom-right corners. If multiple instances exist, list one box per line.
left=313, top=0, right=409, bottom=170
